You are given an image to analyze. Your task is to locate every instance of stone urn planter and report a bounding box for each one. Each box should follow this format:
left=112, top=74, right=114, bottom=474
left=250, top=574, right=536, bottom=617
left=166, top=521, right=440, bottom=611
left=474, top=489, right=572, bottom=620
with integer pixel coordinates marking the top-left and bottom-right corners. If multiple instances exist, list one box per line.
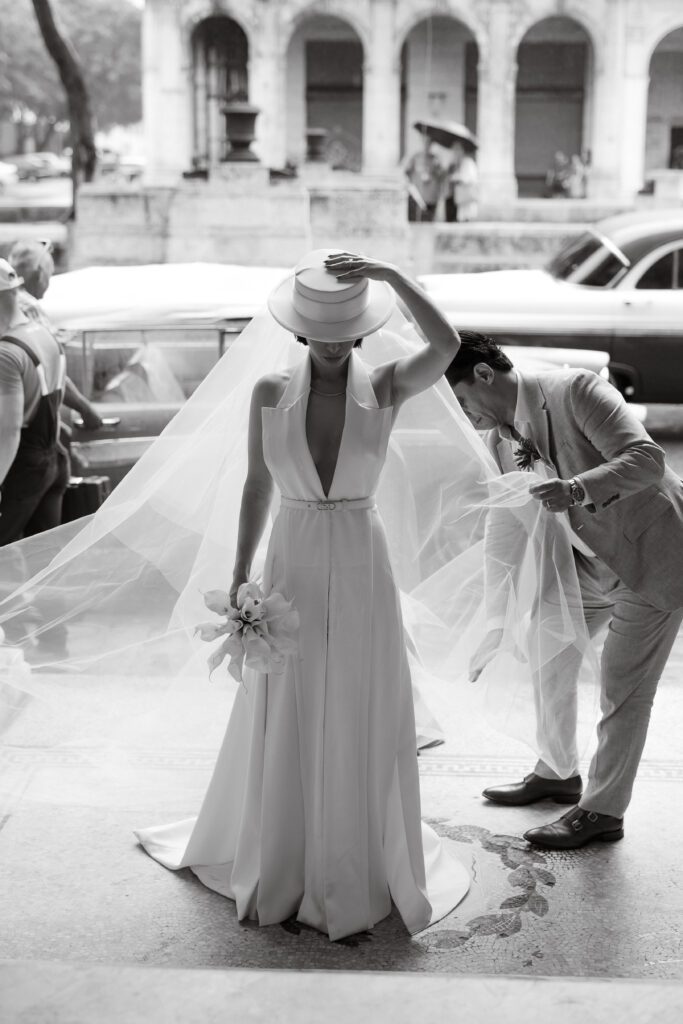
left=222, top=103, right=260, bottom=162
left=306, top=127, right=328, bottom=162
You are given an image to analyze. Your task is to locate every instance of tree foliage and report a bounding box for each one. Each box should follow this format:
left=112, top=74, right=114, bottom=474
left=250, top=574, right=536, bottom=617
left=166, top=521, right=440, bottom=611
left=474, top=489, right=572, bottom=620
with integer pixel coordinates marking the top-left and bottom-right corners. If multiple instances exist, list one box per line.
left=0, top=0, right=142, bottom=132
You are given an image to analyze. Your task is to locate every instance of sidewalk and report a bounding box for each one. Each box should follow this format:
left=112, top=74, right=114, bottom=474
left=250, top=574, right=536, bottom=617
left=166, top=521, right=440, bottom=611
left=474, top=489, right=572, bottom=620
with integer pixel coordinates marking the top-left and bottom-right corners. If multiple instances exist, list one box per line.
left=1, top=630, right=682, bottom=980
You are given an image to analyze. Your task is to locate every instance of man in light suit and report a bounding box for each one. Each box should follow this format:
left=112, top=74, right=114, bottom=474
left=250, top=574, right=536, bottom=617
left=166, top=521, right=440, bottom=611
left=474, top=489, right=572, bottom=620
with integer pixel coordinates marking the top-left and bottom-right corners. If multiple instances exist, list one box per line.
left=445, top=331, right=683, bottom=848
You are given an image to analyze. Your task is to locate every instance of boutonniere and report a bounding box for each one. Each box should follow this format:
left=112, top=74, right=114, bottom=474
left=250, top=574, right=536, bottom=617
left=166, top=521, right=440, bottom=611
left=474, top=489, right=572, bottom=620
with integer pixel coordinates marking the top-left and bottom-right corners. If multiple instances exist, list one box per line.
left=513, top=436, right=541, bottom=471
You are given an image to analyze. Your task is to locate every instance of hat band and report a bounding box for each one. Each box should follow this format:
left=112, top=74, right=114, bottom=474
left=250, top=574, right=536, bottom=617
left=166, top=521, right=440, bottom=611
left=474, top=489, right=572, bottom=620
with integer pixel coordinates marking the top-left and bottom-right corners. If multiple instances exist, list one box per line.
left=292, top=284, right=369, bottom=324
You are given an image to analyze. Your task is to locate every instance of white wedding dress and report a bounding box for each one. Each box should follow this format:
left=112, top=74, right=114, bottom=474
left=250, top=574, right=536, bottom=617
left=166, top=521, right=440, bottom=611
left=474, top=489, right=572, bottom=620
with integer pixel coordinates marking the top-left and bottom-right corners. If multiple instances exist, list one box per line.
left=135, top=352, right=469, bottom=941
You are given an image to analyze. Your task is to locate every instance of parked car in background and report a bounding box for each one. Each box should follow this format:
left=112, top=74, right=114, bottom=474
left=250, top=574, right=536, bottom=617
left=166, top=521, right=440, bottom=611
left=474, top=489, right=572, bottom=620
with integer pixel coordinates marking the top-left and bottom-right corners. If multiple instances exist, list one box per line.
left=30, top=151, right=71, bottom=177
left=4, top=151, right=70, bottom=180
left=0, top=160, right=19, bottom=191
left=420, top=209, right=683, bottom=403
left=4, top=154, right=52, bottom=180
left=44, top=263, right=611, bottom=488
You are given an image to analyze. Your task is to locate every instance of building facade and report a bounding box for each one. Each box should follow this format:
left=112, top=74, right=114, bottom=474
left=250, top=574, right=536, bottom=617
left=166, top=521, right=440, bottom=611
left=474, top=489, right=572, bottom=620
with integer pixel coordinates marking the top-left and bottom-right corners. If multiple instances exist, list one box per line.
left=142, top=0, right=683, bottom=205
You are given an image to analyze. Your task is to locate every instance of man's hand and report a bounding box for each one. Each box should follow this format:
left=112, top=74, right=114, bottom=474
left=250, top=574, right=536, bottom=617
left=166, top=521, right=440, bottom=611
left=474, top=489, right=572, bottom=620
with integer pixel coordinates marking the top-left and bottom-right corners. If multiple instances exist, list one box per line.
left=469, top=628, right=503, bottom=682
left=80, top=406, right=104, bottom=431
left=529, top=477, right=572, bottom=513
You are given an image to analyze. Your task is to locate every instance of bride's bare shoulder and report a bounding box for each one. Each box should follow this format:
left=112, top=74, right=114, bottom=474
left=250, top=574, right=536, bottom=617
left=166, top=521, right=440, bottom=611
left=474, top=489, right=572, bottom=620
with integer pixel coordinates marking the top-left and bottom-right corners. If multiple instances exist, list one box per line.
left=252, top=371, right=290, bottom=409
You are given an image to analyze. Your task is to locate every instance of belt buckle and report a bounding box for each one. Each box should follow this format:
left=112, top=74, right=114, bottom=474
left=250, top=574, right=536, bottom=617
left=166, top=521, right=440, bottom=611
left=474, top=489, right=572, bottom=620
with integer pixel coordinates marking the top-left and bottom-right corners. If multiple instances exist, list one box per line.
left=317, top=501, right=336, bottom=511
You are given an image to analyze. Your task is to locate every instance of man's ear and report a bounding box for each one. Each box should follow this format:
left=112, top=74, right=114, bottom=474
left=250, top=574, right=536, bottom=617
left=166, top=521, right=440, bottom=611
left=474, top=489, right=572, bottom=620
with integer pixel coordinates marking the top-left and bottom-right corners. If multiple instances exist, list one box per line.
left=473, top=362, right=495, bottom=386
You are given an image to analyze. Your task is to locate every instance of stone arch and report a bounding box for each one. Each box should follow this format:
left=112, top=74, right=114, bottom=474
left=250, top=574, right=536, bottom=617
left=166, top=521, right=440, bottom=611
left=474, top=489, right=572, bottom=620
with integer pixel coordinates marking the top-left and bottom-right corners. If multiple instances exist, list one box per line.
left=281, top=0, right=371, bottom=58
left=181, top=1, right=257, bottom=50
left=397, top=10, right=480, bottom=166
left=514, top=14, right=596, bottom=197
left=641, top=15, right=683, bottom=75
left=283, top=6, right=367, bottom=170
left=188, top=11, right=252, bottom=167
left=644, top=25, right=683, bottom=176
left=395, top=3, right=485, bottom=61
left=509, top=4, right=603, bottom=69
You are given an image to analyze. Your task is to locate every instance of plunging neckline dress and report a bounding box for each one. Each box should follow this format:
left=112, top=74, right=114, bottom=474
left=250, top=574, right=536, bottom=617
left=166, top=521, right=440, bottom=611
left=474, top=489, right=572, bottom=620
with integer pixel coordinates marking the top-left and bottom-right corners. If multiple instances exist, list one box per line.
left=135, top=351, right=469, bottom=940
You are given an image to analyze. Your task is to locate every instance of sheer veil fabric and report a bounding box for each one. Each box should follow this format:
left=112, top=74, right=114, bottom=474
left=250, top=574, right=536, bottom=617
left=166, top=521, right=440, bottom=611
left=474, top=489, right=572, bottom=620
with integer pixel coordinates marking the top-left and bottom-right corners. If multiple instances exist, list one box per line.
left=0, top=305, right=599, bottom=802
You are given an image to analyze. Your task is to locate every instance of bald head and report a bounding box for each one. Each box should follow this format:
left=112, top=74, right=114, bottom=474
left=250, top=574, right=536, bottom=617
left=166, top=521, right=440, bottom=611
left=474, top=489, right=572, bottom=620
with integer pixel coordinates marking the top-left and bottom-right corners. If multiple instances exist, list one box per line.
left=8, top=240, right=54, bottom=299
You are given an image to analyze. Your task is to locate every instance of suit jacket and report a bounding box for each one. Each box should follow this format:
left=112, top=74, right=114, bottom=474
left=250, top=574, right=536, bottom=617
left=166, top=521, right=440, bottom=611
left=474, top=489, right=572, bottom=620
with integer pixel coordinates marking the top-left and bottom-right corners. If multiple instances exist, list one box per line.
left=485, top=369, right=683, bottom=612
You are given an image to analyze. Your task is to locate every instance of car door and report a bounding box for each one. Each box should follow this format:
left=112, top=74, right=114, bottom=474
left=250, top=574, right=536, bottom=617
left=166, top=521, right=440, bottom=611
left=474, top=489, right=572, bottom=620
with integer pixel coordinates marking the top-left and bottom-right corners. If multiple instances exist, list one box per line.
left=63, top=324, right=228, bottom=486
left=611, top=243, right=683, bottom=402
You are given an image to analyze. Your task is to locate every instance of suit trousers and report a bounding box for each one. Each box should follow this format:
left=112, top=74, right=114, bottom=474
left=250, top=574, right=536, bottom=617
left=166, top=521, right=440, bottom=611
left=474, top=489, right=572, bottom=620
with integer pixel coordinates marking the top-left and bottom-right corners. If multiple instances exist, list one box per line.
left=535, top=551, right=682, bottom=817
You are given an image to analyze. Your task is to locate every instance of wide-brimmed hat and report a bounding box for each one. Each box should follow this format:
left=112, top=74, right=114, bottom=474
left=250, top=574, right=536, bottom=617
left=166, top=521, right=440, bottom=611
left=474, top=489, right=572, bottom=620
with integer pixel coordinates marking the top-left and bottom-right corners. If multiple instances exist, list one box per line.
left=267, top=249, right=394, bottom=342
left=0, top=258, right=23, bottom=292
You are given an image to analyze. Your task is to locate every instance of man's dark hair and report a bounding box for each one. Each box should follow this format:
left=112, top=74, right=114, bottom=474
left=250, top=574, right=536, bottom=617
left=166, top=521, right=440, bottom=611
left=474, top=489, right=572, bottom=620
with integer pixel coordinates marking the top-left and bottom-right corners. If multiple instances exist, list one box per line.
left=445, top=330, right=513, bottom=385
left=296, top=335, right=363, bottom=349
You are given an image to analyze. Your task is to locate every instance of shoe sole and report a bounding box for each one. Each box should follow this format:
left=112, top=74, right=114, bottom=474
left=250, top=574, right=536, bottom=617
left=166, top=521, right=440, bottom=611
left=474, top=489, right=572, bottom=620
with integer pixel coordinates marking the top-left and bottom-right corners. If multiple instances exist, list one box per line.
left=482, top=792, right=582, bottom=807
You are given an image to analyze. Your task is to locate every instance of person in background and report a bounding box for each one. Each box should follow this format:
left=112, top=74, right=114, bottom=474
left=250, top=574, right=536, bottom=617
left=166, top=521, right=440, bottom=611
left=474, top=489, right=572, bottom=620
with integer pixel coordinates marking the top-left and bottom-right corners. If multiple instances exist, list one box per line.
left=0, top=258, right=69, bottom=543
left=8, top=240, right=103, bottom=431
left=444, top=140, right=478, bottom=223
left=566, top=153, right=587, bottom=199
left=545, top=151, right=570, bottom=198
left=404, top=135, right=444, bottom=222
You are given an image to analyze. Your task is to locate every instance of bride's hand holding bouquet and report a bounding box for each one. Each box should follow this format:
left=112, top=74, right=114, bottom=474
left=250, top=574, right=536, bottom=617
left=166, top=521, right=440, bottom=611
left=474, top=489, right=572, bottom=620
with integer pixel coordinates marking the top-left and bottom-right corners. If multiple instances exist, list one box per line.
left=195, top=579, right=299, bottom=685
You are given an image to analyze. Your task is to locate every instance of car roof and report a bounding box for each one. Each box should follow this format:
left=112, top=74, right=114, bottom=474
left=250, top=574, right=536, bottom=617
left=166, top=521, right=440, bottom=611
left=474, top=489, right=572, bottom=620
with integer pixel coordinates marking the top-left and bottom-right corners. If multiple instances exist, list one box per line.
left=44, top=262, right=290, bottom=329
left=596, top=209, right=683, bottom=264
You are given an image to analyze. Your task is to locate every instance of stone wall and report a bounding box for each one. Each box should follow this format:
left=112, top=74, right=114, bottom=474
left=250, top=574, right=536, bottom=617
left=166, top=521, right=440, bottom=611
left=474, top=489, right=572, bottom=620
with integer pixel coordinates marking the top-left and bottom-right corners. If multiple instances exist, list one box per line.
left=69, top=171, right=410, bottom=270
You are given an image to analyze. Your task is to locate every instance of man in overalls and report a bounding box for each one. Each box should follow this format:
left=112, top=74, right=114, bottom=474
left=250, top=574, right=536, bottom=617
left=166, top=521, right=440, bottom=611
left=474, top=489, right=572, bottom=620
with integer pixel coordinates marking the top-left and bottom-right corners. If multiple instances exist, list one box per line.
left=0, top=258, right=68, bottom=544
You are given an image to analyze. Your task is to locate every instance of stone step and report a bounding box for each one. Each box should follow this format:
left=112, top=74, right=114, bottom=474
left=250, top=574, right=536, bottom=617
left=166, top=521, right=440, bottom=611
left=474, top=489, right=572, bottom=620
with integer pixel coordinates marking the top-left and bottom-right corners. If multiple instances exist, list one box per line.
left=1, top=961, right=681, bottom=1024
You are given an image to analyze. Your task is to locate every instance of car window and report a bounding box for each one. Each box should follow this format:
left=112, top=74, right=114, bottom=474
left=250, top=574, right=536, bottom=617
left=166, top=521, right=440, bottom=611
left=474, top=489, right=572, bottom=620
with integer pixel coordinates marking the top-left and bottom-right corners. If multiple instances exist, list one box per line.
left=546, top=232, right=603, bottom=280
left=635, top=249, right=683, bottom=290
left=581, top=252, right=629, bottom=288
left=65, top=327, right=224, bottom=402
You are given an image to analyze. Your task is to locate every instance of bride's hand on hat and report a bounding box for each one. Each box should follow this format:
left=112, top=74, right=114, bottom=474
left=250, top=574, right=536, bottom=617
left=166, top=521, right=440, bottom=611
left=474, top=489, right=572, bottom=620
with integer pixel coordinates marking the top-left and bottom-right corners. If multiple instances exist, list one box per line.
left=324, top=252, right=397, bottom=283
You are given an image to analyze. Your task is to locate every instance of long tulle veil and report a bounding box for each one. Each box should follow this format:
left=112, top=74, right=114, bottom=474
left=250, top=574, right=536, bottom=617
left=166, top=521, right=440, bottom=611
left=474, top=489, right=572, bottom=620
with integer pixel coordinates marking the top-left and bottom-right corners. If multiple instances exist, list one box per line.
left=0, top=303, right=599, bottom=808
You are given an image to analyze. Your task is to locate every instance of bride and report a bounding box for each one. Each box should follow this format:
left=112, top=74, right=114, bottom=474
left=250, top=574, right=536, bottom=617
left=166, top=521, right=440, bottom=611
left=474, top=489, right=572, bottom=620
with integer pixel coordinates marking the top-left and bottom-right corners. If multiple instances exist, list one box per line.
left=134, top=250, right=471, bottom=941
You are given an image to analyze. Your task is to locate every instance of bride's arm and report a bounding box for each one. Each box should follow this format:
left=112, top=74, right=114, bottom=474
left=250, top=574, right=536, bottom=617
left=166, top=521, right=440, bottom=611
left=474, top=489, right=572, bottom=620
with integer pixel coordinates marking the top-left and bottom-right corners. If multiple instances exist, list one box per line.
left=230, top=376, right=278, bottom=606
left=324, top=252, right=460, bottom=405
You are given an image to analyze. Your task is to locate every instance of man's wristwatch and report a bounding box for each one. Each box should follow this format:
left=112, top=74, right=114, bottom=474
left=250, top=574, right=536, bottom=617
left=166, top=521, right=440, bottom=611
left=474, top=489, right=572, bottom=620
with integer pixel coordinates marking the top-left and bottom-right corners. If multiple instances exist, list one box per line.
left=568, top=477, right=586, bottom=507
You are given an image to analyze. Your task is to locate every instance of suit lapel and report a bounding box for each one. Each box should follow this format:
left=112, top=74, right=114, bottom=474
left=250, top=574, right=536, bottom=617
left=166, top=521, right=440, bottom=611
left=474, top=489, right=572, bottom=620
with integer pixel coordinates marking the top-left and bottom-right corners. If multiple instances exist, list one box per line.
left=516, top=373, right=552, bottom=467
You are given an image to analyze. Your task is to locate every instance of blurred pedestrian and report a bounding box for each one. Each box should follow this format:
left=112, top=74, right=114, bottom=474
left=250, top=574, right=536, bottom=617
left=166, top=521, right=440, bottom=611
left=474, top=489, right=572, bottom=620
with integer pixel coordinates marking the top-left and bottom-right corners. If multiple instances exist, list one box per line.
left=444, top=140, right=478, bottom=223
left=0, top=258, right=69, bottom=544
left=404, top=135, right=444, bottom=222
left=8, top=240, right=103, bottom=431
left=566, top=153, right=587, bottom=199
left=545, top=151, right=570, bottom=198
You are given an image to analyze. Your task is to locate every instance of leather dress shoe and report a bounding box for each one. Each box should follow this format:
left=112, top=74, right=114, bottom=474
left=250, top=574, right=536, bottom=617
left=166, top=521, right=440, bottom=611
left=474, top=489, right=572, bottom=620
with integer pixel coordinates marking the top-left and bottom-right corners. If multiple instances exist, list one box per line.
left=524, top=806, right=624, bottom=849
left=482, top=772, right=582, bottom=806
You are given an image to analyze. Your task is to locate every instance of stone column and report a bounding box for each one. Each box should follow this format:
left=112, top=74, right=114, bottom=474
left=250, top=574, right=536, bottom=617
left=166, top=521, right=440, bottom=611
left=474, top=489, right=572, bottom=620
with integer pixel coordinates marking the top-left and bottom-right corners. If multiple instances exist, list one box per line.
left=476, top=0, right=518, bottom=206
left=362, top=0, right=401, bottom=173
left=143, top=0, right=192, bottom=185
left=249, top=5, right=284, bottom=169
left=616, top=22, right=651, bottom=201
left=588, top=1, right=636, bottom=200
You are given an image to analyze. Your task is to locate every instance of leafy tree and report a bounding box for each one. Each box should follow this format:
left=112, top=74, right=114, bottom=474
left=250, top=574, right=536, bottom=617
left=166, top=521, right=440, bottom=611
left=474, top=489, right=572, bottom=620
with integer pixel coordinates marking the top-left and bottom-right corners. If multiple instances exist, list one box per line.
left=0, top=0, right=142, bottom=145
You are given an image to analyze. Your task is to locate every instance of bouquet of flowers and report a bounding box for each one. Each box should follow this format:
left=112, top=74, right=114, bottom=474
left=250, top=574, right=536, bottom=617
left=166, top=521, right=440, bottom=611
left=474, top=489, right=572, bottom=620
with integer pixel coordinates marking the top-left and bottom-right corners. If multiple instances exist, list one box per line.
left=195, top=582, right=299, bottom=684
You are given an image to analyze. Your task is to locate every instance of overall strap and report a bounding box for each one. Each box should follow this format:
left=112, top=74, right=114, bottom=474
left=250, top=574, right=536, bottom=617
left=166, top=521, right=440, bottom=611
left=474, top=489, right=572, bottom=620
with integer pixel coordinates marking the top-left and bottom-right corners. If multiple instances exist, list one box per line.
left=2, top=334, right=51, bottom=397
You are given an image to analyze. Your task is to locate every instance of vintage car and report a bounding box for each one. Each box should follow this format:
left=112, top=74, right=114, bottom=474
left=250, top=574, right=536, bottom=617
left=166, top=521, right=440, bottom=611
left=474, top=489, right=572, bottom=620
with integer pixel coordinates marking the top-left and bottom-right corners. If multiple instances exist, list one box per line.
left=420, top=208, right=683, bottom=403
left=44, top=263, right=611, bottom=487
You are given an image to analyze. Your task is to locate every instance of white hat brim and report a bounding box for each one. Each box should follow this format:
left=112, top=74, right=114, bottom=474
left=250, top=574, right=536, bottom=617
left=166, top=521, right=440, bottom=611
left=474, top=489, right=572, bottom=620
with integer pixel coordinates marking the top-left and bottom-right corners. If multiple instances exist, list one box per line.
left=267, top=274, right=394, bottom=342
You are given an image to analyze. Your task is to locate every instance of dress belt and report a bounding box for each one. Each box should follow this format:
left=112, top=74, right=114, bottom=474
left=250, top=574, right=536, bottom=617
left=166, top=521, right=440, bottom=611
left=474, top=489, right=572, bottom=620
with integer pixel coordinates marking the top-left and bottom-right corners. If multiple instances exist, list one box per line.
left=280, top=496, right=376, bottom=512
